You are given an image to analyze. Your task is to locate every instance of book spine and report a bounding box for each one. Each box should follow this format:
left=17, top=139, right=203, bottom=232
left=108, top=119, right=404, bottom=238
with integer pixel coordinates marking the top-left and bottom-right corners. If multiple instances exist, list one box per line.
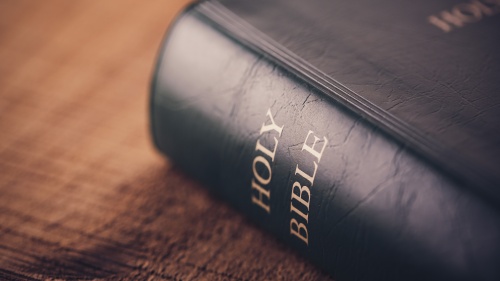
left=150, top=7, right=500, bottom=281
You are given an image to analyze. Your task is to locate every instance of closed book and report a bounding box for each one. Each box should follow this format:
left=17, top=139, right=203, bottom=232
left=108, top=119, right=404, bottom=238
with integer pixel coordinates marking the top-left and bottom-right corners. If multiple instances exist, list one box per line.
left=150, top=0, right=500, bottom=280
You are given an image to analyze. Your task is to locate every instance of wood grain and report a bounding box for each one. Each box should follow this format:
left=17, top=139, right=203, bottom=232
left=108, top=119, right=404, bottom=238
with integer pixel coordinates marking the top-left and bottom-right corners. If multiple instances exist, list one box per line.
left=0, top=1, right=332, bottom=280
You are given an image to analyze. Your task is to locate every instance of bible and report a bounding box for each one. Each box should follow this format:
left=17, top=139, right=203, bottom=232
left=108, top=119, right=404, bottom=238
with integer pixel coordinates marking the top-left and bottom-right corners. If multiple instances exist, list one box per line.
left=150, top=0, right=500, bottom=280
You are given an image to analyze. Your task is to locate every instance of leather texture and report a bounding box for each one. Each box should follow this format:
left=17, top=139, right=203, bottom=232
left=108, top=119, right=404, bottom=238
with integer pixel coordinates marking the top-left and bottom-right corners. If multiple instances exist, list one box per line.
left=151, top=6, right=500, bottom=281
left=210, top=0, right=500, bottom=204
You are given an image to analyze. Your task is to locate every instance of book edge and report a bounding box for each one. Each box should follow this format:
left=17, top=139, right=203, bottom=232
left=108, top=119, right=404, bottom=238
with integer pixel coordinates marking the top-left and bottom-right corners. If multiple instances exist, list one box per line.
left=194, top=0, right=500, bottom=204
left=150, top=2, right=199, bottom=155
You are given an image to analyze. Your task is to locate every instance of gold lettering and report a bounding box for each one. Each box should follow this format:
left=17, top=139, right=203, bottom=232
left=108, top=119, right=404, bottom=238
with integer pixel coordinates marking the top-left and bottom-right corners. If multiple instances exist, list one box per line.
left=290, top=182, right=311, bottom=222
left=290, top=218, right=309, bottom=245
left=302, top=130, right=328, bottom=163
left=428, top=15, right=452, bottom=32
left=479, top=0, right=500, bottom=14
left=453, top=3, right=483, bottom=22
left=255, top=138, right=279, bottom=162
left=440, top=11, right=465, bottom=28
left=251, top=179, right=270, bottom=213
left=260, top=108, right=284, bottom=136
left=428, top=0, right=500, bottom=32
left=288, top=130, right=329, bottom=246
left=291, top=182, right=311, bottom=209
left=474, top=0, right=495, bottom=15
left=295, top=162, right=318, bottom=186
left=290, top=204, right=308, bottom=222
left=250, top=108, right=284, bottom=214
left=252, top=155, right=272, bottom=185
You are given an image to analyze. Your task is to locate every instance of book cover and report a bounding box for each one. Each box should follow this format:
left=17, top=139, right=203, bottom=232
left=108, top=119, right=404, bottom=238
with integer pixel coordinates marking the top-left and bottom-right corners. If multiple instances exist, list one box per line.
left=150, top=0, right=500, bottom=280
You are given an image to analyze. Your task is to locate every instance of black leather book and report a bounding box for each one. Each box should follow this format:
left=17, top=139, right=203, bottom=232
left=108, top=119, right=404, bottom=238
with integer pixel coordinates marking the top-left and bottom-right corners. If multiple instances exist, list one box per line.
left=150, top=0, right=500, bottom=280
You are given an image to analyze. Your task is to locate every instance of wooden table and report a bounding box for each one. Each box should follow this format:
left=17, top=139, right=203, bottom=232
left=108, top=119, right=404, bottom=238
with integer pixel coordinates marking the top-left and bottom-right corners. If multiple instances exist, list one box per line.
left=0, top=1, right=331, bottom=280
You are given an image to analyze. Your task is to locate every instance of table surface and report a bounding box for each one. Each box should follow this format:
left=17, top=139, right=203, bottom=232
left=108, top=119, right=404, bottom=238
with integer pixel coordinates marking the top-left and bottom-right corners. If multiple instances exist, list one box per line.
left=0, top=1, right=331, bottom=280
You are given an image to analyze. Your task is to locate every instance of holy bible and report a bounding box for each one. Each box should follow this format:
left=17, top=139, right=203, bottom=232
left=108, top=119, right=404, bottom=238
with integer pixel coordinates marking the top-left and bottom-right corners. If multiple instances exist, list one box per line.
left=150, top=0, right=500, bottom=280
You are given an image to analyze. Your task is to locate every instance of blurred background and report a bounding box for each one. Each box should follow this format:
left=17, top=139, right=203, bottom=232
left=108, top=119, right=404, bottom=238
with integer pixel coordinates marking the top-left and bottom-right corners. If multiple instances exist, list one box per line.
left=0, top=1, right=330, bottom=280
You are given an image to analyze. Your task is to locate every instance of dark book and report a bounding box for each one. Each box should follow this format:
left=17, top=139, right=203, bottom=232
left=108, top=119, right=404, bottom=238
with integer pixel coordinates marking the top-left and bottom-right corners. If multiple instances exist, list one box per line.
left=150, top=0, right=500, bottom=280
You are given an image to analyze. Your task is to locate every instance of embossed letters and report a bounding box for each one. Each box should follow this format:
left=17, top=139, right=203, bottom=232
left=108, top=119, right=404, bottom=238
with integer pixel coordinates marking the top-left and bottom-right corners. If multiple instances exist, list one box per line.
left=289, top=130, right=328, bottom=245
left=250, top=109, right=284, bottom=213
left=428, top=0, right=500, bottom=32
